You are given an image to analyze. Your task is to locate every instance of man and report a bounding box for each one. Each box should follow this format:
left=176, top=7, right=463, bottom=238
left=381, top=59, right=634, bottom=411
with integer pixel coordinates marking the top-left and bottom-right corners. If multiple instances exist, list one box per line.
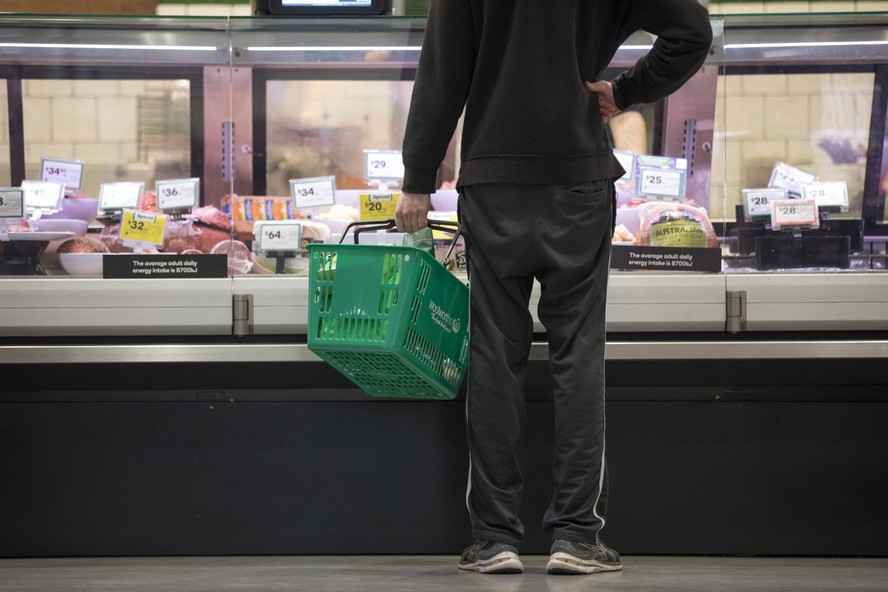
left=396, top=0, right=712, bottom=576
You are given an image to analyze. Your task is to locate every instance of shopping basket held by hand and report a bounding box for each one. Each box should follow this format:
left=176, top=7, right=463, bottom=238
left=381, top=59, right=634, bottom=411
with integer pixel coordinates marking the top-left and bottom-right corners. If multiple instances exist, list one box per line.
left=306, top=219, right=469, bottom=400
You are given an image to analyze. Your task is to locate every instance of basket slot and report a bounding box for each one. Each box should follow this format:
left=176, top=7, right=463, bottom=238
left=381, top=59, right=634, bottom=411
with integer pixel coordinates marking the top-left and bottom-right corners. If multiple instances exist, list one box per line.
left=381, top=252, right=403, bottom=285
left=317, top=316, right=389, bottom=342
left=322, top=350, right=448, bottom=399
left=378, top=286, right=398, bottom=315
left=403, top=326, right=449, bottom=387
left=416, top=260, right=431, bottom=294
left=409, top=294, right=421, bottom=324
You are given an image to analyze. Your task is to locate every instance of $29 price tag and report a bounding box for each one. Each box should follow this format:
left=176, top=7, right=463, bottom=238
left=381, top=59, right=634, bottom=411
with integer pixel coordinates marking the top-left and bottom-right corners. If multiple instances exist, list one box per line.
left=364, top=150, right=405, bottom=181
left=119, top=210, right=167, bottom=246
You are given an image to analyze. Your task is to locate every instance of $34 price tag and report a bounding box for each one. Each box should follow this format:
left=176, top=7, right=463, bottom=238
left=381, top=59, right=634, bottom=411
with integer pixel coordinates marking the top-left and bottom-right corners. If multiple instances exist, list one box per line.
left=360, top=192, right=397, bottom=221
left=41, top=158, right=84, bottom=190
left=120, top=210, right=167, bottom=246
left=289, top=177, right=336, bottom=209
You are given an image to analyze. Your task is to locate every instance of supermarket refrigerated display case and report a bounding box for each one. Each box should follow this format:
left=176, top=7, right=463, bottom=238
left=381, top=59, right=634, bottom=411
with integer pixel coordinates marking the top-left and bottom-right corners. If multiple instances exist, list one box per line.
left=1, top=12, right=887, bottom=558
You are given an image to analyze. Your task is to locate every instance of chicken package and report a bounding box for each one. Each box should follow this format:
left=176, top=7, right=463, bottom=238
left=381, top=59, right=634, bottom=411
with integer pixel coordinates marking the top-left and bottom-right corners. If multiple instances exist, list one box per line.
left=634, top=201, right=717, bottom=248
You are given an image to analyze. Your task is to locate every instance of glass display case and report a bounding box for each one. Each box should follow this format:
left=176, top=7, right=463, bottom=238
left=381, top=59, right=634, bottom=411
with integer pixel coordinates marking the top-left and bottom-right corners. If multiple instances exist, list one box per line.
left=1, top=11, right=887, bottom=346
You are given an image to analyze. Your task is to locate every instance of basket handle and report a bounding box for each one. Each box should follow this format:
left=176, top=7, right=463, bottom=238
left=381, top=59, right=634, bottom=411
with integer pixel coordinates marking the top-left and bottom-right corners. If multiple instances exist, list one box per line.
left=339, top=218, right=462, bottom=268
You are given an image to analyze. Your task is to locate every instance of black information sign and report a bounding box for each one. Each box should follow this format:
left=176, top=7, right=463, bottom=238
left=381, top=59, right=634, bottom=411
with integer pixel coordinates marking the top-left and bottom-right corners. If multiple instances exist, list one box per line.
left=104, top=254, right=228, bottom=279
left=610, top=245, right=721, bottom=273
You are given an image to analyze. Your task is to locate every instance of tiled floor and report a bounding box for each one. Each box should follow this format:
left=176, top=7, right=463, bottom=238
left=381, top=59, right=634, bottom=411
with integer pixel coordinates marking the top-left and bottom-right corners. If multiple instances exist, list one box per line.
left=1, top=555, right=887, bottom=592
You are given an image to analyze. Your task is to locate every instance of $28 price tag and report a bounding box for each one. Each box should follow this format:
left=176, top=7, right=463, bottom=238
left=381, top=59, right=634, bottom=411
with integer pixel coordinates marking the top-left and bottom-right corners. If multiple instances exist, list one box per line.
left=119, top=210, right=167, bottom=246
left=770, top=199, right=818, bottom=230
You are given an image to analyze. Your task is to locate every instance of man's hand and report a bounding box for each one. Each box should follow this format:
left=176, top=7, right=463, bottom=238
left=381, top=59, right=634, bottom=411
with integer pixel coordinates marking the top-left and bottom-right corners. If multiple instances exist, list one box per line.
left=586, top=80, right=620, bottom=124
left=395, top=192, right=431, bottom=234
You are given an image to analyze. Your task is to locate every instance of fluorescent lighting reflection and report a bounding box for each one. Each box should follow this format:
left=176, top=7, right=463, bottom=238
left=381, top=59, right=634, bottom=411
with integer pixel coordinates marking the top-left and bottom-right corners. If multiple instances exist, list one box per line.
left=0, top=42, right=218, bottom=51
left=726, top=40, right=888, bottom=49
left=247, top=45, right=418, bottom=52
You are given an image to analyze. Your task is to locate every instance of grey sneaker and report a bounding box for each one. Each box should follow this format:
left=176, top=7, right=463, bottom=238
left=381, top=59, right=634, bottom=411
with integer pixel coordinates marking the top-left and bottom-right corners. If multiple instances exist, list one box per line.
left=458, top=540, right=524, bottom=574
left=546, top=539, right=622, bottom=575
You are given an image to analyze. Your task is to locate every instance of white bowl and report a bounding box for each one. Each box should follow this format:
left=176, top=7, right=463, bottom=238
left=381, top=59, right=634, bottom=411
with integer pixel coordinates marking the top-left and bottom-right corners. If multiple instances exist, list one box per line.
left=59, top=252, right=105, bottom=276
left=430, top=189, right=458, bottom=212
left=31, top=219, right=89, bottom=254
left=43, top=198, right=99, bottom=224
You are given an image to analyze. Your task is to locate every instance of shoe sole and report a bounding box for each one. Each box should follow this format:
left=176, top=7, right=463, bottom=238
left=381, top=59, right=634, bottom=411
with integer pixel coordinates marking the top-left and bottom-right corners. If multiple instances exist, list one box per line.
left=459, top=552, right=524, bottom=574
left=546, top=552, right=623, bottom=575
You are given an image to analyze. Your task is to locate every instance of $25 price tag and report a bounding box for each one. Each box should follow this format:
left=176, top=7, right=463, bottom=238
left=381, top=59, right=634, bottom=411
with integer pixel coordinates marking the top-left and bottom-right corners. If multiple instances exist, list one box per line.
left=119, top=210, right=167, bottom=246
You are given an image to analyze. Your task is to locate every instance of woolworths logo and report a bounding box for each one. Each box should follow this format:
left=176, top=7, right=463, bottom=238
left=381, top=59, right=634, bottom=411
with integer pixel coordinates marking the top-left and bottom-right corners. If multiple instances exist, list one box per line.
left=429, top=300, right=462, bottom=334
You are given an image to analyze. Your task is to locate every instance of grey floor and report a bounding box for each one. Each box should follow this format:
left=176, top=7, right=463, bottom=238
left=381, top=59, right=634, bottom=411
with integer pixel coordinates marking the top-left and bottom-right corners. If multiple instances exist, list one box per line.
left=1, top=556, right=888, bottom=592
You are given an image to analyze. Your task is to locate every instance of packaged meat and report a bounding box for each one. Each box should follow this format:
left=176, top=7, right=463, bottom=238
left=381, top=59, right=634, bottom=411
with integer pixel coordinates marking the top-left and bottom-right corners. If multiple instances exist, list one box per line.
left=634, top=201, right=717, bottom=248
left=56, top=236, right=109, bottom=254
left=210, top=239, right=253, bottom=276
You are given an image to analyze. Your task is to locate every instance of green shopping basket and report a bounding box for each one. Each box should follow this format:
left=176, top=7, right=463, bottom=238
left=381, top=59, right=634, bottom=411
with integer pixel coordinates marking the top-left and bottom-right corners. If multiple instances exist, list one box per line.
left=306, top=219, right=469, bottom=400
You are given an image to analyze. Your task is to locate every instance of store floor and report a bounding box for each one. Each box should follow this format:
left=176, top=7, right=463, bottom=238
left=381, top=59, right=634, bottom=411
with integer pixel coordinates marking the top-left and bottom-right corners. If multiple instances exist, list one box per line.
left=2, top=555, right=888, bottom=591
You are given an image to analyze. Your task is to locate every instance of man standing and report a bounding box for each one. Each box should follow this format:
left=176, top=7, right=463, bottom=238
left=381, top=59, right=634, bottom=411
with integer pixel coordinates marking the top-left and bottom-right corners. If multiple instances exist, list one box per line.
left=396, top=0, right=712, bottom=575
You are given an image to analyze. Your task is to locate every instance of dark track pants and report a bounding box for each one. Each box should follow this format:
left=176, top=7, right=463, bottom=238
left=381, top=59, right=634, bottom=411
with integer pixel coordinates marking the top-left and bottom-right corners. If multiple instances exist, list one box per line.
left=457, top=180, right=614, bottom=546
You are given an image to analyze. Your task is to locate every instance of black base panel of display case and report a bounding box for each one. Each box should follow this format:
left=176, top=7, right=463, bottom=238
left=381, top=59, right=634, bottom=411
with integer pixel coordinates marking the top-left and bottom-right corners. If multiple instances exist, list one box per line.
left=2, top=360, right=888, bottom=557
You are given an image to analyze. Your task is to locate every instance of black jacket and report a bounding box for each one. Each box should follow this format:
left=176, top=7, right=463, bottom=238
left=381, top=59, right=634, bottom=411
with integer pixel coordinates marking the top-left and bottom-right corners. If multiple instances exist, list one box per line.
left=401, top=0, right=713, bottom=193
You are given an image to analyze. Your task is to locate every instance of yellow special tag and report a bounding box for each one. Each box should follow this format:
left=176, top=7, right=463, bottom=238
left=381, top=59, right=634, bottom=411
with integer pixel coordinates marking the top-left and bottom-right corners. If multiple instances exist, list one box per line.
left=359, top=192, right=398, bottom=221
left=119, top=209, right=166, bottom=246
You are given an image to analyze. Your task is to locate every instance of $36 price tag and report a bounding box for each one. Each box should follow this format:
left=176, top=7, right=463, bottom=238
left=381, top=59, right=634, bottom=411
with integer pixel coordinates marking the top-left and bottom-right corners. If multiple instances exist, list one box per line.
left=360, top=192, right=397, bottom=221
left=120, top=210, right=166, bottom=246
left=156, top=178, right=199, bottom=211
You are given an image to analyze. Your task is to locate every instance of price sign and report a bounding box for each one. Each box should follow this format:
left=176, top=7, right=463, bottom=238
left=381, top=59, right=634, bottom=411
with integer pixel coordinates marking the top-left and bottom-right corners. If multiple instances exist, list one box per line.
left=156, top=178, right=199, bottom=211
left=638, top=167, right=685, bottom=198
left=41, top=158, right=84, bottom=190
left=742, top=187, right=787, bottom=218
left=256, top=221, right=303, bottom=252
left=613, top=150, right=636, bottom=182
left=360, top=192, right=398, bottom=221
left=289, top=176, right=336, bottom=209
left=22, top=180, right=65, bottom=211
left=119, top=209, right=167, bottom=246
left=768, top=162, right=818, bottom=197
left=364, top=150, right=405, bottom=181
left=0, top=188, right=24, bottom=218
left=99, top=182, right=144, bottom=211
left=802, top=181, right=848, bottom=210
left=770, top=199, right=819, bottom=231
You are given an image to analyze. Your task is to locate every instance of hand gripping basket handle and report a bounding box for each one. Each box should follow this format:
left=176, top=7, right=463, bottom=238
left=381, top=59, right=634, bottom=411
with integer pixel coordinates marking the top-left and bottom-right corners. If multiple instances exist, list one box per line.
left=339, top=218, right=462, bottom=267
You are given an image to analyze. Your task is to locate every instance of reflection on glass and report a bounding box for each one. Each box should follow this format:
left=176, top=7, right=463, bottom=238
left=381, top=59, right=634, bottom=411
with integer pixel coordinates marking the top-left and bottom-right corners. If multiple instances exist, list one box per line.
left=265, top=79, right=413, bottom=196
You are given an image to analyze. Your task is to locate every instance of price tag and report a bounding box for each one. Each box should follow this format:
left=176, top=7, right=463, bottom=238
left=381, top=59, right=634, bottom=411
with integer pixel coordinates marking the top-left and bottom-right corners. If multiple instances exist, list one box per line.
left=742, top=188, right=787, bottom=218
left=99, top=182, right=144, bottom=211
left=119, top=209, right=167, bottom=246
left=22, top=180, right=65, bottom=211
left=156, top=178, right=199, bottom=211
left=768, top=162, right=818, bottom=197
left=364, top=150, right=405, bottom=181
left=289, top=176, right=336, bottom=209
left=41, top=158, right=84, bottom=190
left=360, top=192, right=398, bottom=221
left=771, top=199, right=819, bottom=231
left=802, top=181, right=848, bottom=210
left=256, top=221, right=303, bottom=252
left=613, top=150, right=636, bottom=182
left=0, top=188, right=24, bottom=219
left=638, top=167, right=685, bottom=198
